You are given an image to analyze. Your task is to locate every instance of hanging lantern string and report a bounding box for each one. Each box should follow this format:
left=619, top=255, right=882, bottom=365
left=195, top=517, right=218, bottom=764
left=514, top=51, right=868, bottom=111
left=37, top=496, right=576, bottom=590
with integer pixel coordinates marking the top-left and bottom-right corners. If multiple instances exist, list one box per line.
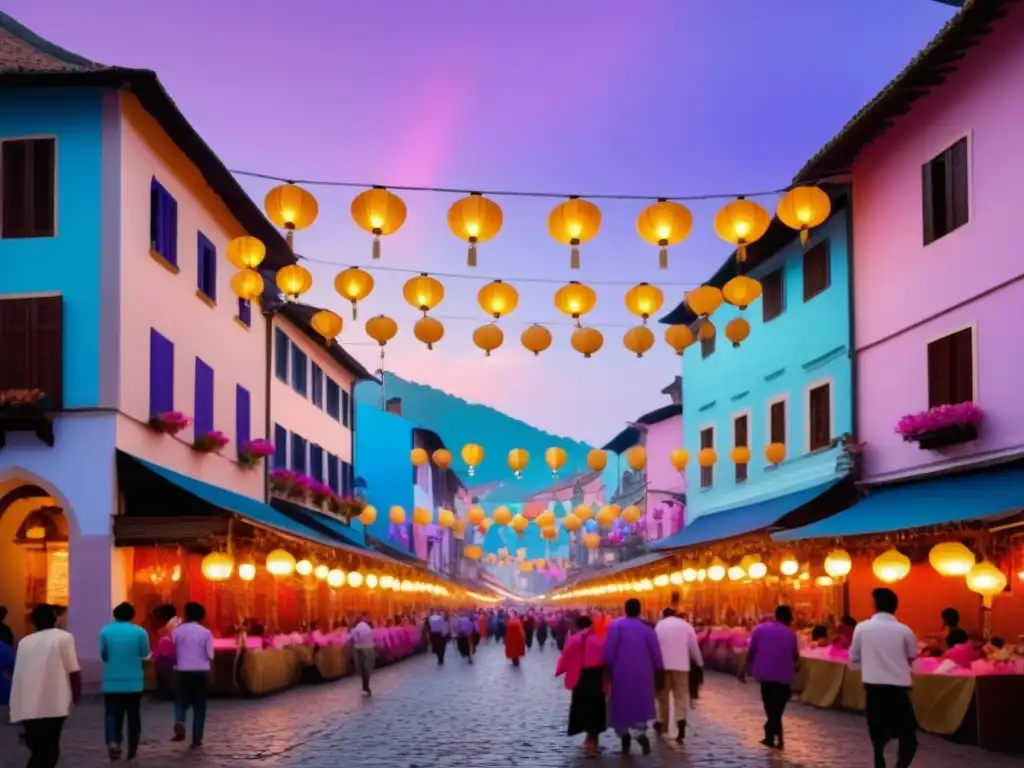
left=232, top=168, right=841, bottom=203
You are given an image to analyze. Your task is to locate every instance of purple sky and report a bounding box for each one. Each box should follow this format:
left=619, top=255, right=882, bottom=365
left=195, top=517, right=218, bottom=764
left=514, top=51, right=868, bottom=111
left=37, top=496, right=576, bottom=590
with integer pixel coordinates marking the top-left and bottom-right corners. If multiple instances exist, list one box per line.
left=8, top=0, right=955, bottom=444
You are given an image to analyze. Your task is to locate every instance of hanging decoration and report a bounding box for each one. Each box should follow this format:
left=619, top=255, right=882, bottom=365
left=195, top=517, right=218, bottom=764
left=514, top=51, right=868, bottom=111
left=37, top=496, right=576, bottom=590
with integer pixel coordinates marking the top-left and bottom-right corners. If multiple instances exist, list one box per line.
left=334, top=267, right=374, bottom=319
left=928, top=542, right=975, bottom=577
left=714, top=196, right=771, bottom=262
left=403, top=273, right=445, bottom=316
left=231, top=269, right=264, bottom=301
left=730, top=446, right=751, bottom=465
left=698, top=448, right=717, bottom=468
left=965, top=560, right=1007, bottom=608
left=587, top=449, right=607, bottom=472
left=664, top=325, right=695, bottom=356
left=544, top=447, right=567, bottom=477
left=510, top=514, right=529, bottom=534
left=670, top=448, right=689, bottom=471
left=201, top=552, right=234, bottom=582
left=351, top=187, right=407, bottom=259
left=574, top=504, right=594, bottom=522
left=275, top=264, right=313, bottom=301
left=722, top=275, right=762, bottom=310
left=554, top=281, right=597, bottom=327
left=448, top=192, right=504, bottom=266
left=536, top=509, right=556, bottom=528
left=493, top=506, right=512, bottom=526
left=571, top=327, right=603, bottom=358
left=389, top=506, right=406, bottom=525
left=776, top=185, right=831, bottom=246
left=365, top=315, right=398, bottom=347
left=624, top=283, right=665, bottom=324
left=725, top=317, right=750, bottom=348
left=310, top=310, right=343, bottom=345
left=461, top=443, right=484, bottom=476
left=620, top=505, right=641, bottom=524
left=508, top=448, right=529, bottom=479
left=413, top=507, right=432, bottom=526
left=561, top=514, right=582, bottom=531
left=238, top=562, right=257, bottom=581
left=295, top=559, right=313, bottom=577
left=626, top=445, right=647, bottom=471
left=359, top=506, right=377, bottom=526
left=548, top=197, right=601, bottom=269
left=226, top=236, right=267, bottom=270
left=477, top=280, right=519, bottom=319
left=697, top=320, right=715, bottom=342
left=414, top=316, right=444, bottom=350
left=473, top=323, right=504, bottom=357
left=265, top=549, right=297, bottom=577
left=264, top=183, right=319, bottom=250
left=432, top=449, right=452, bottom=469
left=872, top=548, right=911, bottom=584
left=636, top=199, right=693, bottom=269
left=623, top=326, right=655, bottom=358
left=583, top=532, right=600, bottom=549
left=410, top=448, right=429, bottom=466
left=824, top=550, right=853, bottom=579
left=521, top=324, right=552, bottom=356
left=596, top=507, right=616, bottom=529
left=541, top=526, right=558, bottom=541
left=685, top=285, right=724, bottom=318
left=468, top=506, right=486, bottom=525
left=765, top=442, right=786, bottom=465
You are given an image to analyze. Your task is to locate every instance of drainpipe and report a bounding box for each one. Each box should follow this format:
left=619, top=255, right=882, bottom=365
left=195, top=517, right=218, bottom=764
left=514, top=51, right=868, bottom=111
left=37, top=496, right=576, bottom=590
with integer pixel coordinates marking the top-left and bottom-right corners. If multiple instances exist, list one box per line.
left=263, top=305, right=274, bottom=503
left=844, top=185, right=858, bottom=453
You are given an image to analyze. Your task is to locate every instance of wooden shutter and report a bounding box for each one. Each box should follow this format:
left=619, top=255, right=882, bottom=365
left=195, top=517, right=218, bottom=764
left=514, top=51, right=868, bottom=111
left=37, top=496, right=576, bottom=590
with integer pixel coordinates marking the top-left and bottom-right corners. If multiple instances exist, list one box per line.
left=734, top=415, right=749, bottom=482
left=701, top=332, right=715, bottom=358
left=31, top=139, right=55, bottom=237
left=927, top=335, right=954, bottom=408
left=921, top=157, right=936, bottom=245
left=273, top=424, right=288, bottom=468
left=700, top=427, right=714, bottom=488
left=0, top=295, right=63, bottom=409
left=803, top=242, right=830, bottom=301
left=342, top=388, right=351, bottom=427
left=762, top=270, right=784, bottom=322
left=148, top=329, right=174, bottom=416
left=950, top=328, right=974, bottom=403
left=809, top=384, right=831, bottom=451
left=949, top=137, right=969, bottom=231
left=770, top=401, right=786, bottom=444
left=1, top=139, right=55, bottom=238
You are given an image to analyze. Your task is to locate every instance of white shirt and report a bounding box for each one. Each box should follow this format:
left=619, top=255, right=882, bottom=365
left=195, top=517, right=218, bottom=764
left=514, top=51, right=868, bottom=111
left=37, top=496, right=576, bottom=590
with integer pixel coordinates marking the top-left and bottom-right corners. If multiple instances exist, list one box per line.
left=850, top=612, right=916, bottom=687
left=9, top=628, right=80, bottom=723
left=654, top=616, right=704, bottom=672
left=350, top=621, right=375, bottom=648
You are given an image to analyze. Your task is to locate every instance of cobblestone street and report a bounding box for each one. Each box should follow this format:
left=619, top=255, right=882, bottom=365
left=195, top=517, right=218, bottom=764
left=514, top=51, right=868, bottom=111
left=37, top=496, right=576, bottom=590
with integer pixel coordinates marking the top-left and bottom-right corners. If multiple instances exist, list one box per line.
left=1, top=642, right=1018, bottom=768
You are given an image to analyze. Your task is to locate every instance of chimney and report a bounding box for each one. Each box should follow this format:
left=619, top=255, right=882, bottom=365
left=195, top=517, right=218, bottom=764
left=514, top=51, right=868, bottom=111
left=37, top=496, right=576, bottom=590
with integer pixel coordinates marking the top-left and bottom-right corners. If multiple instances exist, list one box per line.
left=385, top=397, right=402, bottom=415
left=661, top=376, right=682, bottom=405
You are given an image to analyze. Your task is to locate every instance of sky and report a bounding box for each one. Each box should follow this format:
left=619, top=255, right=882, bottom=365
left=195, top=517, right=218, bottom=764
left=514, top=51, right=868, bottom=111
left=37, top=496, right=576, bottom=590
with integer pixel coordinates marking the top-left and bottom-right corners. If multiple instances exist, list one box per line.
left=7, top=0, right=956, bottom=445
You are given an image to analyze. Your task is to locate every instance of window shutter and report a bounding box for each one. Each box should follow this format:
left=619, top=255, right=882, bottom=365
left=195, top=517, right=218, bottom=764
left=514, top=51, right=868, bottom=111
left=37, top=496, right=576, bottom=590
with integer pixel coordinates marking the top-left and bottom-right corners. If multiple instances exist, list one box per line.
left=803, top=242, right=830, bottom=301
left=922, top=160, right=936, bottom=245
left=327, top=454, right=340, bottom=493
left=149, top=180, right=160, bottom=250
left=237, top=299, right=251, bottom=327
left=30, top=295, right=63, bottom=409
left=700, top=428, right=714, bottom=487
left=274, top=328, right=289, bottom=382
left=0, top=298, right=31, bottom=392
left=809, top=385, right=831, bottom=450
left=165, top=193, right=178, bottom=265
left=927, top=336, right=953, bottom=408
left=326, top=378, right=340, bottom=420
left=770, top=401, right=786, bottom=444
left=148, top=329, right=174, bottom=416
left=734, top=415, right=748, bottom=482
left=950, top=328, right=974, bottom=403
left=291, top=434, right=307, bottom=473
left=949, top=138, right=969, bottom=230
left=292, top=348, right=308, bottom=396
left=342, top=389, right=351, bottom=427
left=762, top=270, right=784, bottom=322
left=31, top=139, right=55, bottom=236
left=1, top=141, right=27, bottom=236
left=273, top=424, right=288, bottom=468
left=194, top=359, right=214, bottom=436
left=310, top=444, right=324, bottom=483
left=235, top=385, right=251, bottom=449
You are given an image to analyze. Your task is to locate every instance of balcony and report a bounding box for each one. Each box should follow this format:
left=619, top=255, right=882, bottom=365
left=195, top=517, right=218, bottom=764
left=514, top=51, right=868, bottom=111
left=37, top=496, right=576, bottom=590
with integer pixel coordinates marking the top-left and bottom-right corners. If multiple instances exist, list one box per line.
left=610, top=469, right=646, bottom=507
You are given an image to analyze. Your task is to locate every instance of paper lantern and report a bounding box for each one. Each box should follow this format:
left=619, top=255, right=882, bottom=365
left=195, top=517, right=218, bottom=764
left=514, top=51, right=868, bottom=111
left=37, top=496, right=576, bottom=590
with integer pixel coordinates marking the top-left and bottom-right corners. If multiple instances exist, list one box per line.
left=816, top=576, right=834, bottom=587
left=698, top=448, right=717, bottom=467
left=461, top=443, right=484, bottom=476
left=707, top=559, right=726, bottom=582
left=365, top=574, right=379, bottom=589
left=276, top=264, right=313, bottom=301
left=779, top=556, right=799, bottom=577
left=620, top=505, right=641, bottom=524
left=411, top=448, right=429, bottom=466
left=728, top=566, right=745, bottom=581
left=587, top=449, right=607, bottom=472
left=226, top=236, right=266, bottom=270
left=364, top=315, right=398, bottom=347
left=403, top=273, right=445, bottom=314
left=347, top=571, right=363, bottom=588
left=571, top=327, right=603, bottom=358
left=453, top=519, right=468, bottom=539
left=414, top=317, right=444, bottom=350
left=636, top=199, right=693, bottom=268
left=730, top=446, right=751, bottom=464
left=359, top=505, right=377, bottom=526
left=238, top=562, right=256, bottom=581
left=468, top=505, right=486, bottom=525
left=334, top=267, right=374, bottom=319
left=510, top=514, right=529, bottom=533
left=389, top=506, right=406, bottom=525
left=765, top=443, right=786, bottom=465
left=561, top=514, right=582, bottom=531
left=438, top=509, right=455, bottom=528
left=265, top=184, right=318, bottom=247
left=201, top=552, right=234, bottom=582
left=670, top=448, right=689, bottom=471
left=824, top=549, right=853, bottom=579
left=626, top=445, right=646, bottom=471
left=583, top=532, right=600, bottom=549
left=554, top=281, right=597, bottom=324
left=776, top=186, right=831, bottom=245
left=965, top=560, right=1007, bottom=608
left=725, top=318, right=751, bottom=348
left=928, top=542, right=976, bottom=577
left=722, top=275, right=762, bottom=310
left=508, top=448, right=529, bottom=479
left=714, top=196, right=771, bottom=262
left=432, top=449, right=452, bottom=469
left=624, top=283, right=665, bottom=323
left=413, top=507, right=432, bottom=526
left=548, top=197, right=601, bottom=269
left=327, top=569, right=344, bottom=588
left=492, top=506, right=512, bottom=526
left=473, top=323, right=504, bottom=357
left=520, top=560, right=534, bottom=573
left=681, top=568, right=697, bottom=583
left=665, top=325, right=695, bottom=356
left=623, top=326, right=655, bottom=358
left=521, top=324, right=552, bottom=356
left=596, top=507, right=616, bottom=529
left=295, top=559, right=313, bottom=577
left=351, top=187, right=407, bottom=259
left=464, top=545, right=483, bottom=560
left=265, top=549, right=296, bottom=577
left=872, top=548, right=911, bottom=584
left=544, top=447, right=567, bottom=476
left=541, top=526, right=558, bottom=541
left=477, top=280, right=518, bottom=319
left=448, top=192, right=503, bottom=266
left=536, top=509, right=556, bottom=528
left=573, top=504, right=594, bottom=522
left=685, top=285, right=723, bottom=317
left=231, top=269, right=264, bottom=301
left=697, top=319, right=715, bottom=341
left=314, top=564, right=329, bottom=581
left=310, top=310, right=343, bottom=344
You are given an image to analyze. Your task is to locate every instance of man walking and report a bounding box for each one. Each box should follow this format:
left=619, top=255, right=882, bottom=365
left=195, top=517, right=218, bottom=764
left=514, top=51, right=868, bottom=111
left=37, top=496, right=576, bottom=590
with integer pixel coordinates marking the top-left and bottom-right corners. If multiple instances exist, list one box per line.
left=349, top=614, right=375, bottom=696
left=427, top=609, right=448, bottom=665
left=100, top=601, right=150, bottom=760
left=851, top=588, right=918, bottom=768
left=172, top=602, right=214, bottom=748
left=741, top=604, right=798, bottom=749
left=604, top=598, right=665, bottom=756
left=653, top=607, right=703, bottom=742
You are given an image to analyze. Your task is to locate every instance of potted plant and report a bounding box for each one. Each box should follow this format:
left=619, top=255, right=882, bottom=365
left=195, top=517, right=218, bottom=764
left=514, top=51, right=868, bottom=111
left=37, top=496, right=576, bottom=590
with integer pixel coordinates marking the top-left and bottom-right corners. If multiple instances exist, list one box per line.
left=239, top=438, right=275, bottom=467
left=310, top=481, right=332, bottom=509
left=148, top=411, right=192, bottom=436
left=326, top=494, right=365, bottom=521
left=269, top=469, right=314, bottom=501
left=895, top=402, right=982, bottom=450
left=193, top=430, right=230, bottom=453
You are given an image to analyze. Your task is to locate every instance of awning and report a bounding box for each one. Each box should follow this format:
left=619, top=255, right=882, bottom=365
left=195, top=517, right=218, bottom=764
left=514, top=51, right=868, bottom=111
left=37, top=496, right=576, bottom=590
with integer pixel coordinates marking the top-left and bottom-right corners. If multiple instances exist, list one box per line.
left=366, top=535, right=427, bottom=566
left=651, top=480, right=843, bottom=551
left=270, top=498, right=370, bottom=551
left=773, top=467, right=1024, bottom=542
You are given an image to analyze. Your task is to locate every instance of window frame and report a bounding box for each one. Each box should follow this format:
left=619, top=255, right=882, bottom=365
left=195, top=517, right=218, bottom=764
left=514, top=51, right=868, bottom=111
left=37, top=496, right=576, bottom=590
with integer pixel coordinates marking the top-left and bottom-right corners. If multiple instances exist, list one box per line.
left=274, top=328, right=289, bottom=383
left=922, top=132, right=971, bottom=246
left=761, top=268, right=785, bottom=322
left=196, top=231, right=217, bottom=302
left=925, top=323, right=977, bottom=408
left=291, top=346, right=308, bottom=397
left=149, top=177, right=178, bottom=269
left=311, top=363, right=324, bottom=409
left=0, top=136, right=57, bottom=239
left=766, top=394, right=788, bottom=450
left=326, top=377, right=341, bottom=421
left=290, top=433, right=308, bottom=474
left=699, top=425, right=715, bottom=489
left=732, top=410, right=751, bottom=483
left=802, top=240, right=831, bottom=302
left=805, top=377, right=834, bottom=453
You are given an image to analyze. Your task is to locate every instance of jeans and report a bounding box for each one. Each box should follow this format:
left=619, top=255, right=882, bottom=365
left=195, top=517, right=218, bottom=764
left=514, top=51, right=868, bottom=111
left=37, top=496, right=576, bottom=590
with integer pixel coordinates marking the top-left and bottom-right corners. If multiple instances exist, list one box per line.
left=174, top=671, right=209, bottom=744
left=353, top=647, right=375, bottom=692
left=865, top=684, right=918, bottom=768
left=22, top=717, right=65, bottom=768
left=104, top=692, right=142, bottom=755
left=759, top=682, right=792, bottom=744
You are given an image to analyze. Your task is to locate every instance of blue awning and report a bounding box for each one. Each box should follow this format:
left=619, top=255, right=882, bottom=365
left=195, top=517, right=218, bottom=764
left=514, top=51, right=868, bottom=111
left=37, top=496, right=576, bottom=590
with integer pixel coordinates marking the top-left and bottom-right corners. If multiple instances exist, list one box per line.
left=651, top=480, right=841, bottom=551
left=773, top=467, right=1024, bottom=542
left=269, top=497, right=370, bottom=551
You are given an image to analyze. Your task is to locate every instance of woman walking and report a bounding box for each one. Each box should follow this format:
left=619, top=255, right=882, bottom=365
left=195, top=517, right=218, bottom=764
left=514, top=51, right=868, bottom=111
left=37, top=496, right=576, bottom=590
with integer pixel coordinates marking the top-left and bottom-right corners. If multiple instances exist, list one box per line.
left=523, top=613, right=536, bottom=651
left=505, top=611, right=526, bottom=667
left=556, top=615, right=607, bottom=757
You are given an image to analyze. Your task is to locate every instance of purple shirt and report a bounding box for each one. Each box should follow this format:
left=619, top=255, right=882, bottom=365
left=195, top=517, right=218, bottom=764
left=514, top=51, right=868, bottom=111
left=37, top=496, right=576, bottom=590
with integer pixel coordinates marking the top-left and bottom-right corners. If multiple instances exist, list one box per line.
left=747, top=621, right=798, bottom=685
left=172, top=622, right=214, bottom=672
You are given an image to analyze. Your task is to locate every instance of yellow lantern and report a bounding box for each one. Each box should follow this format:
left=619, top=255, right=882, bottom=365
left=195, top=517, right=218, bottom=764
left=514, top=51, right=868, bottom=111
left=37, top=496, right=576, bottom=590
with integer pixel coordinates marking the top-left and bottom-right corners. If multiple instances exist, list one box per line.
left=521, top=324, right=552, bottom=356
left=265, top=549, right=296, bottom=577
left=432, top=449, right=452, bottom=469
left=626, top=445, right=646, bottom=471
left=596, top=507, right=616, bottom=529
left=682, top=567, right=697, bottom=583
left=541, top=526, right=558, bottom=542
left=365, top=574, right=378, bottom=589
left=536, top=509, right=556, bottom=528
left=872, top=548, right=911, bottom=584
left=561, top=514, right=582, bottom=532
left=779, top=556, right=800, bottom=577
left=492, top=506, right=512, bottom=526
left=265, top=184, right=319, bottom=248
left=448, top=192, right=503, bottom=266
left=728, top=565, right=745, bottom=581
left=928, top=542, right=976, bottom=577
left=548, top=197, right=602, bottom=269
left=276, top=264, right=313, bottom=301
left=468, top=505, right=486, bottom=525
left=816, top=576, right=834, bottom=587
left=965, top=560, right=1007, bottom=608
left=226, top=236, right=266, bottom=270
left=824, top=549, right=853, bottom=579
left=520, top=560, right=534, bottom=573
left=477, top=280, right=518, bottom=319
left=310, top=310, right=343, bottom=344
left=685, top=285, right=724, bottom=317
left=722, top=275, right=763, bottom=310
left=624, top=283, right=665, bottom=324
left=327, top=569, right=344, bottom=588
left=508, top=448, right=529, bottom=479
left=461, top=443, right=484, bottom=476
left=573, top=504, right=594, bottom=522
left=231, top=269, right=264, bottom=302
left=295, top=559, right=313, bottom=577
left=359, top=505, right=377, bottom=526
left=765, top=443, right=786, bottom=465
left=665, top=325, right=695, bottom=356
left=364, top=314, right=398, bottom=347
left=464, top=545, right=483, bottom=560
left=403, top=273, right=445, bottom=315
left=697, top=319, right=715, bottom=342
left=554, top=281, right=597, bottom=325
left=714, top=196, right=771, bottom=262
left=636, top=199, right=693, bottom=268
left=314, top=564, right=329, bottom=581
left=473, top=323, right=504, bottom=357
left=438, top=509, right=455, bottom=528
left=587, top=449, right=607, bottom=472
left=238, top=562, right=256, bottom=582
left=623, top=326, right=655, bottom=358
left=698, top=448, right=716, bottom=468
left=389, top=506, right=406, bottom=525
left=583, top=532, right=601, bottom=550
left=621, top=505, right=641, bottom=524
left=511, top=515, right=529, bottom=533
left=411, top=448, right=429, bottom=466
left=725, top=317, right=751, bottom=348
left=776, top=186, right=831, bottom=246
left=748, top=561, right=768, bottom=579
left=544, top=447, right=567, bottom=476
left=571, top=327, right=603, bottom=358
left=453, top=519, right=467, bottom=539
left=730, top=446, right=751, bottom=465
left=414, top=316, right=444, bottom=350
left=670, top=448, right=689, bottom=471
left=351, top=187, right=407, bottom=259
left=347, top=571, right=364, bottom=588
left=201, top=552, right=234, bottom=582
left=413, top=507, right=432, bottom=526
left=334, top=267, right=374, bottom=319
left=707, top=559, right=726, bottom=582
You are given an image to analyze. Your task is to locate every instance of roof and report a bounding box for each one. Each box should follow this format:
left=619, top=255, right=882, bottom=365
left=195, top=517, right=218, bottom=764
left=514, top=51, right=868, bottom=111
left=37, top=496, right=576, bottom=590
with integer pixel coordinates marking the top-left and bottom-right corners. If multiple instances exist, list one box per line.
left=602, top=403, right=682, bottom=453
left=276, top=302, right=376, bottom=381
left=794, top=0, right=1016, bottom=183
left=0, top=12, right=293, bottom=270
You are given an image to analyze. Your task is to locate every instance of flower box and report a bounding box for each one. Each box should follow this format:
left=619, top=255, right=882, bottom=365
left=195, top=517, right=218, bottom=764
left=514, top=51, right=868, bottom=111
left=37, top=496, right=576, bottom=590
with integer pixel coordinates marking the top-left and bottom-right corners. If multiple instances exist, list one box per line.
left=148, top=411, right=192, bottom=436
left=0, top=389, right=55, bottom=448
left=268, top=469, right=364, bottom=521
left=896, top=402, right=982, bottom=451
left=193, top=430, right=230, bottom=453
left=239, top=438, right=275, bottom=467
left=908, top=423, right=978, bottom=450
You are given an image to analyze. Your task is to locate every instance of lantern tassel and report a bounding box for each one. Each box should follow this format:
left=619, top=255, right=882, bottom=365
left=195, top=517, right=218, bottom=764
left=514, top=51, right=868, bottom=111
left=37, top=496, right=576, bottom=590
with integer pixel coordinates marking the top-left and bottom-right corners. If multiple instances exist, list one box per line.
left=285, top=230, right=295, bottom=252
left=737, top=242, right=747, bottom=262
left=351, top=303, right=358, bottom=320
left=659, top=246, right=668, bottom=269
left=800, top=229, right=810, bottom=247
left=468, top=242, right=478, bottom=267
left=484, top=349, right=491, bottom=358
left=372, top=235, right=381, bottom=260
left=427, top=342, right=433, bottom=351
left=570, top=245, right=580, bottom=269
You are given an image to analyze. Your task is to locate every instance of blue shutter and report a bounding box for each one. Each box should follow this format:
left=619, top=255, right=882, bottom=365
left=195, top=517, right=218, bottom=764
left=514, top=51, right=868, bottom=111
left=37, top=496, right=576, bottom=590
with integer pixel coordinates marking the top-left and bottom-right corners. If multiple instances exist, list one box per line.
left=235, top=385, right=251, bottom=450
left=166, top=193, right=178, bottom=266
left=150, top=179, right=178, bottom=266
left=274, top=328, right=289, bottom=382
left=291, top=348, right=308, bottom=396
left=341, top=388, right=351, bottom=427
left=310, top=444, right=324, bottom=483
left=148, top=329, right=174, bottom=416
left=197, top=232, right=216, bottom=300
left=237, top=299, right=251, bottom=327
left=341, top=460, right=352, bottom=497
left=311, top=364, right=323, bottom=408
left=273, top=424, right=288, bottom=468
left=291, top=433, right=307, bottom=474
left=327, top=454, right=340, bottom=492
left=194, top=358, right=214, bottom=436
left=326, top=378, right=340, bottom=420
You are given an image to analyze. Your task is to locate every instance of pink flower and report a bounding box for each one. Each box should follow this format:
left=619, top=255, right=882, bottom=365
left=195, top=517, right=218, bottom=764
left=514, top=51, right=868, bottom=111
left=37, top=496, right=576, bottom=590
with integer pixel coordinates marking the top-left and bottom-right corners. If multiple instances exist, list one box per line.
left=241, top=439, right=275, bottom=458
left=193, top=430, right=230, bottom=453
left=895, top=402, right=982, bottom=437
left=148, top=411, right=192, bottom=435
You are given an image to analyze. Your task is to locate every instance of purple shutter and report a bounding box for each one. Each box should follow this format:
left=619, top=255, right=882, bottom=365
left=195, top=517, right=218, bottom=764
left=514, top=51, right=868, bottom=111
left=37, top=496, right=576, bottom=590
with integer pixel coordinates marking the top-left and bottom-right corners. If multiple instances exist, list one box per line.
left=194, top=358, right=214, bottom=436
left=149, top=329, right=174, bottom=415
left=236, top=385, right=251, bottom=449
left=238, top=299, right=251, bottom=327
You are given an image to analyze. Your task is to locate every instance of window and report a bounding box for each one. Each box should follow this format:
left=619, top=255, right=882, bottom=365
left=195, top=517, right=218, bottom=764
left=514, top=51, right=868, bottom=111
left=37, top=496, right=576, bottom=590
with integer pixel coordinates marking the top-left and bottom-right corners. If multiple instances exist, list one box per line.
left=237, top=299, right=251, bottom=328
left=194, top=358, right=214, bottom=437
left=342, top=460, right=353, bottom=497
left=149, top=329, right=174, bottom=416
left=149, top=178, right=178, bottom=266
left=762, top=269, right=784, bottom=322
left=733, top=414, right=749, bottom=483
left=274, top=328, right=289, bottom=382
left=0, top=295, right=64, bottom=410
left=311, top=364, right=324, bottom=409
left=700, top=427, right=714, bottom=488
left=273, top=424, right=288, bottom=468
left=700, top=326, right=715, bottom=359
left=291, top=347, right=308, bottom=397
left=326, top=377, right=341, bottom=420
left=808, top=382, right=832, bottom=452
left=309, top=444, right=324, bottom=483
left=923, top=136, right=969, bottom=245
left=1, top=138, right=56, bottom=238
left=236, top=385, right=251, bottom=451
left=342, top=388, right=351, bottom=428
left=291, top=433, right=307, bottom=474
left=327, top=454, right=340, bottom=493
left=803, top=241, right=830, bottom=301
left=769, top=399, right=786, bottom=445
left=927, top=327, right=974, bottom=407
left=197, top=232, right=216, bottom=301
